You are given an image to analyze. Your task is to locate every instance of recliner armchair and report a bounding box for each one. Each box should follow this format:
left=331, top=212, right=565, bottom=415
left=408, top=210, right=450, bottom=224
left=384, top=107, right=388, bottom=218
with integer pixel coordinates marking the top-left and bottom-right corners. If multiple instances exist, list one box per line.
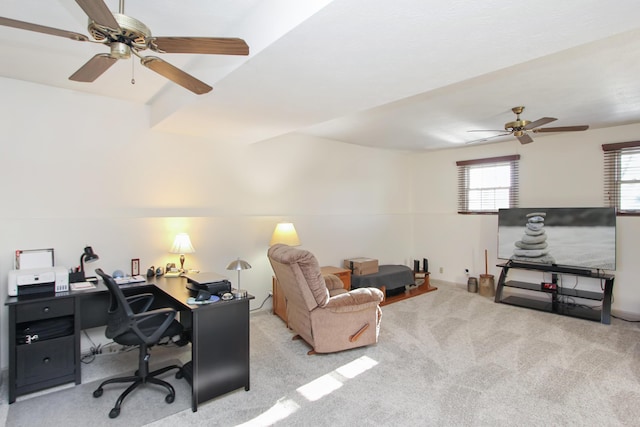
left=268, top=244, right=384, bottom=354
left=93, top=269, right=185, bottom=418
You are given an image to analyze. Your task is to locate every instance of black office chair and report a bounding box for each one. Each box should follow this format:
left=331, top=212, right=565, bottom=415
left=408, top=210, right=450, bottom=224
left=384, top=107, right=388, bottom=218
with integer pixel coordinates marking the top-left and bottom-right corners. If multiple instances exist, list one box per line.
left=93, top=268, right=184, bottom=419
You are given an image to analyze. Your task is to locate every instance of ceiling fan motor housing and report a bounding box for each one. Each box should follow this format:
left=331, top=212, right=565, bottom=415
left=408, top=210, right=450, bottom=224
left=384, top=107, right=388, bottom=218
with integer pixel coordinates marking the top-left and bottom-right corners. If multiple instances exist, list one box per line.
left=88, top=13, right=151, bottom=51
left=505, top=119, right=531, bottom=132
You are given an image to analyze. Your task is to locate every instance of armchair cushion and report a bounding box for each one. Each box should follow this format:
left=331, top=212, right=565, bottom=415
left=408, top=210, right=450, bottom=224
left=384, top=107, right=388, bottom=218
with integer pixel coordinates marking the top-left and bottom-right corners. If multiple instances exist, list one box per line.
left=324, top=273, right=348, bottom=297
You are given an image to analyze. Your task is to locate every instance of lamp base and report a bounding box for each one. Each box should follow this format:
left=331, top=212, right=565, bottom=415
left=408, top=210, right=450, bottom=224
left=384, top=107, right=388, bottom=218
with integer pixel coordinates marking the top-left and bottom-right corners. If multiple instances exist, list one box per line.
left=233, top=288, right=247, bottom=299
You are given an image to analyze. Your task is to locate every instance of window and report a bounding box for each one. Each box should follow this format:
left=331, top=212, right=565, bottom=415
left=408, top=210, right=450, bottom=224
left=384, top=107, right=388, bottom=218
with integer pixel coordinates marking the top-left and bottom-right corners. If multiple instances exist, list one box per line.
left=603, top=141, right=640, bottom=215
left=456, top=155, right=520, bottom=214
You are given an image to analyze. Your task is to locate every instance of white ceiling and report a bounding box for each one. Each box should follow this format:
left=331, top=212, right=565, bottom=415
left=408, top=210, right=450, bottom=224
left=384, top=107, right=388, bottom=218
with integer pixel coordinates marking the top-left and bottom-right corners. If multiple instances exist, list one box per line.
left=2, top=0, right=640, bottom=151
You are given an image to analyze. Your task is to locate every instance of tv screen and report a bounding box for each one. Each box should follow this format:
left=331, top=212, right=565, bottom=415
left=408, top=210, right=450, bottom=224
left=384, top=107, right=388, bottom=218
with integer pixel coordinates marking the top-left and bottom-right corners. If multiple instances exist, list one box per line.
left=498, top=207, right=616, bottom=271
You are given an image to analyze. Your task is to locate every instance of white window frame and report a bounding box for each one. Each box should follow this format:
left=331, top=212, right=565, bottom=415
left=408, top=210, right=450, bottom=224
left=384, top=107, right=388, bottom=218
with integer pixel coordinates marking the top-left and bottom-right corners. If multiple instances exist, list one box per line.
left=603, top=141, right=640, bottom=215
left=456, top=155, right=520, bottom=214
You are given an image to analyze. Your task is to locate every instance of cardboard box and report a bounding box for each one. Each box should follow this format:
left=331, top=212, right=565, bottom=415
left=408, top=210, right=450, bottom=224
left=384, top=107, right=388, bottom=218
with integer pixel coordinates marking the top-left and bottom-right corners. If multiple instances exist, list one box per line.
left=344, top=258, right=379, bottom=275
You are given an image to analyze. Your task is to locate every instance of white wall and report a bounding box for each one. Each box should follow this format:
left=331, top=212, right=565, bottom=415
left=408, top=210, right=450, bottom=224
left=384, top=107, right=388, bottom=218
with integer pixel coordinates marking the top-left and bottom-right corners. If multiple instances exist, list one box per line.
left=412, top=123, right=640, bottom=317
left=0, top=78, right=414, bottom=369
left=2, top=76, right=639, bottom=371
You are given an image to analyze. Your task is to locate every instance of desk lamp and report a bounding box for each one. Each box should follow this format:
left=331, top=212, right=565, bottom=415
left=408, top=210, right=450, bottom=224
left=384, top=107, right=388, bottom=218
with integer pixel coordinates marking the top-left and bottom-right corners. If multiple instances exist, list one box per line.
left=80, top=246, right=99, bottom=282
left=170, top=233, right=195, bottom=272
left=226, top=258, right=251, bottom=298
left=269, top=222, right=301, bottom=246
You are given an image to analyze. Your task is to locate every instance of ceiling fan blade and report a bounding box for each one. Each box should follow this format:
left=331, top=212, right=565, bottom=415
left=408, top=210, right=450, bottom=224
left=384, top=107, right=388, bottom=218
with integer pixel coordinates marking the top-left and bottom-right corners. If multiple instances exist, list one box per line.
left=75, top=0, right=120, bottom=30
left=467, top=129, right=509, bottom=133
left=0, top=17, right=89, bottom=41
left=533, top=125, right=589, bottom=133
left=517, top=133, right=534, bottom=144
left=465, top=133, right=512, bottom=144
left=152, top=37, right=249, bottom=55
left=524, top=117, right=557, bottom=130
left=140, top=56, right=212, bottom=95
left=69, top=53, right=117, bottom=82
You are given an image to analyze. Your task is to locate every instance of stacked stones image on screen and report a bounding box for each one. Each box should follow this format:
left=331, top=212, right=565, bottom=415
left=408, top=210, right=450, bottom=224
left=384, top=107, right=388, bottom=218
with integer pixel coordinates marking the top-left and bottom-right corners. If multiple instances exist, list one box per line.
left=511, top=212, right=555, bottom=263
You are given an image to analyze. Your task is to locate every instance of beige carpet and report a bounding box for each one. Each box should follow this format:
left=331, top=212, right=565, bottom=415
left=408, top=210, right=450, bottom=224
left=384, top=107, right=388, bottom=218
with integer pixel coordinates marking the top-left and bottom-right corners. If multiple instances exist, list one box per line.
left=151, top=282, right=640, bottom=426
left=6, top=355, right=190, bottom=427
left=5, top=282, right=640, bottom=426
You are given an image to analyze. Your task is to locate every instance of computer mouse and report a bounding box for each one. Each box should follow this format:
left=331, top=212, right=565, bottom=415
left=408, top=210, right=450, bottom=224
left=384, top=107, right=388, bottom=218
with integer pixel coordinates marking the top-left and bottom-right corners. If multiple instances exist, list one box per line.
left=221, top=292, right=234, bottom=301
left=195, top=290, right=212, bottom=301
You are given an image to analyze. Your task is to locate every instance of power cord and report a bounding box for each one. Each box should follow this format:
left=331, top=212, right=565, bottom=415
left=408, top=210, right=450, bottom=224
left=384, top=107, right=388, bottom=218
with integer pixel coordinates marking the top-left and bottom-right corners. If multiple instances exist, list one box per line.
left=611, top=314, right=640, bottom=322
left=250, top=294, right=272, bottom=312
left=81, top=330, right=123, bottom=364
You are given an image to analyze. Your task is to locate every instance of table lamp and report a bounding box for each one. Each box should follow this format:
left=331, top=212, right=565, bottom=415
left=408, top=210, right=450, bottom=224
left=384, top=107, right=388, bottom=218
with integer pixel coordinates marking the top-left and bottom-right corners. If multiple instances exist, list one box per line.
left=170, top=233, right=195, bottom=272
left=269, top=222, right=301, bottom=246
left=226, top=258, right=251, bottom=298
left=76, top=246, right=99, bottom=283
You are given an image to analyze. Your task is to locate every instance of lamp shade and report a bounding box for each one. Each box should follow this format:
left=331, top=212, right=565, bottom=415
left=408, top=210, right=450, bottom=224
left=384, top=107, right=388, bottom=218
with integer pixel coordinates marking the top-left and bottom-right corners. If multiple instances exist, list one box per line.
left=79, top=246, right=99, bottom=273
left=270, top=222, right=300, bottom=246
left=226, top=258, right=252, bottom=271
left=170, top=233, right=195, bottom=254
left=83, top=246, right=99, bottom=263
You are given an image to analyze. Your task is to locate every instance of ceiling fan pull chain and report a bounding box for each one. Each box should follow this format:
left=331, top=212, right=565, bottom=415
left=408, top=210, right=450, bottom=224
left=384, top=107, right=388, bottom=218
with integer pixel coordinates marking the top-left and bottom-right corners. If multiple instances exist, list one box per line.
left=131, top=58, right=135, bottom=85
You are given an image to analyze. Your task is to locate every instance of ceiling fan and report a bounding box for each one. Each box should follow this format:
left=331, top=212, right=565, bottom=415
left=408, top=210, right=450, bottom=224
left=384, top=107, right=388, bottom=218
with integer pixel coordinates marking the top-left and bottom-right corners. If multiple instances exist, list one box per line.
left=467, top=106, right=589, bottom=144
left=0, top=0, right=250, bottom=94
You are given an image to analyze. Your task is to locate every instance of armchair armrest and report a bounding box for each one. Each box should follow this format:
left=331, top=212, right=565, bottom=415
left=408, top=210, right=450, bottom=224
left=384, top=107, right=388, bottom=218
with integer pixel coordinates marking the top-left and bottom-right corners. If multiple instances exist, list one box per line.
left=323, top=287, right=384, bottom=313
left=323, top=274, right=344, bottom=291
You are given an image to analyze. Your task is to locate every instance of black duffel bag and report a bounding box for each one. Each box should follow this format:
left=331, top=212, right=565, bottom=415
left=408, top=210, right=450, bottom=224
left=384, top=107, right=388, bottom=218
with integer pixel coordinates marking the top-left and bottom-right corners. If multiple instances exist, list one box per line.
left=17, top=316, right=74, bottom=344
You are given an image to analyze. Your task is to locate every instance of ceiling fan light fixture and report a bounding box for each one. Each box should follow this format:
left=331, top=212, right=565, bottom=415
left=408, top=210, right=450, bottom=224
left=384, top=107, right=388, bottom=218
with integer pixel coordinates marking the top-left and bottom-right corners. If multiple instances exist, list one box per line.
left=110, top=42, right=131, bottom=59
left=0, top=0, right=249, bottom=94
left=467, top=105, right=589, bottom=145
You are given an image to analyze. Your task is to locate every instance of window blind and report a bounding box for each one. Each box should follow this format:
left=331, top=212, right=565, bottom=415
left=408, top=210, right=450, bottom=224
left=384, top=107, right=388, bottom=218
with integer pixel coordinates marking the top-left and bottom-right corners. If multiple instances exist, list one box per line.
left=603, top=141, right=640, bottom=214
left=456, top=155, right=520, bottom=214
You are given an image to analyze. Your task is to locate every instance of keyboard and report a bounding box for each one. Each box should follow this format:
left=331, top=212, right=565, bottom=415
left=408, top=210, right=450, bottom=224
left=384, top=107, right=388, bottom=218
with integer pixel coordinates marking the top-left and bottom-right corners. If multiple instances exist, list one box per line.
left=114, top=275, right=146, bottom=285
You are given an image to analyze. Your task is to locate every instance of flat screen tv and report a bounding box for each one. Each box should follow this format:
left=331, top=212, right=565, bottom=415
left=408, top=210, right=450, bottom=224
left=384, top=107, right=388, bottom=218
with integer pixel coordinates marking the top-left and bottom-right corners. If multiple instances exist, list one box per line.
left=498, top=207, right=616, bottom=271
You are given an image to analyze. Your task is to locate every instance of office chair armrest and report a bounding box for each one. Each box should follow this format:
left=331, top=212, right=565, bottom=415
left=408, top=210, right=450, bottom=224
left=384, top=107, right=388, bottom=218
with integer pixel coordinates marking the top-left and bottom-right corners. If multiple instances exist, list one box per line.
left=131, top=307, right=177, bottom=345
left=126, top=293, right=154, bottom=314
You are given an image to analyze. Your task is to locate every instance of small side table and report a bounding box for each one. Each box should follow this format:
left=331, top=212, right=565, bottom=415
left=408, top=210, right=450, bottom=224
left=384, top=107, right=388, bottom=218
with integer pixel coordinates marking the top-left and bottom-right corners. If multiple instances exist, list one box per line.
left=272, top=266, right=351, bottom=324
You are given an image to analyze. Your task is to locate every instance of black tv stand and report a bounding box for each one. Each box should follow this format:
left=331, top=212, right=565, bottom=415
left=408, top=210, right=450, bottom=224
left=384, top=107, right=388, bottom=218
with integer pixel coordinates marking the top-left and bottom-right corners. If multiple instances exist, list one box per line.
left=495, top=262, right=614, bottom=324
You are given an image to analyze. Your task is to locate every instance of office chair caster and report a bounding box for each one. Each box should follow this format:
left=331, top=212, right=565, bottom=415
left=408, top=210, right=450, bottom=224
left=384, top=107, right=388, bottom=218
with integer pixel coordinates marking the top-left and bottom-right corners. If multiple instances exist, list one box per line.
left=93, top=387, right=103, bottom=398
left=166, top=394, right=175, bottom=404
left=109, top=407, right=120, bottom=419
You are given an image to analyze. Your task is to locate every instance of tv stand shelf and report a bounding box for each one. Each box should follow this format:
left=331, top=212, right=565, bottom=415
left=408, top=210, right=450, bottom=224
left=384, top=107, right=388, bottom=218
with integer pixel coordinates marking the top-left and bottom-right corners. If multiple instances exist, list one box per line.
left=495, top=262, right=614, bottom=324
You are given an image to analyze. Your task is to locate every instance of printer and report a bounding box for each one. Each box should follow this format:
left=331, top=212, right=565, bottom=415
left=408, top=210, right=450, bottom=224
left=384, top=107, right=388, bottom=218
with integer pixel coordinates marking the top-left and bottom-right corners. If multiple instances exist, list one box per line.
left=183, top=272, right=231, bottom=295
left=8, top=267, right=69, bottom=296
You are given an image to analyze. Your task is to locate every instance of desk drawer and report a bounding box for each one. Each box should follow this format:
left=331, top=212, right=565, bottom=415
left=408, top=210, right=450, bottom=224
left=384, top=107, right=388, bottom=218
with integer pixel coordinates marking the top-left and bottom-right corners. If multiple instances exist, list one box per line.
left=16, top=335, right=75, bottom=388
left=16, top=298, right=74, bottom=323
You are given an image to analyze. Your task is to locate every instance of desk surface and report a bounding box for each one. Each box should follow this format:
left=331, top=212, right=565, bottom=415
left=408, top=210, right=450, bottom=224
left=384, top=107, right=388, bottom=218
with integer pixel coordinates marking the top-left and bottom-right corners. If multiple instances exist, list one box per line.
left=6, top=275, right=250, bottom=310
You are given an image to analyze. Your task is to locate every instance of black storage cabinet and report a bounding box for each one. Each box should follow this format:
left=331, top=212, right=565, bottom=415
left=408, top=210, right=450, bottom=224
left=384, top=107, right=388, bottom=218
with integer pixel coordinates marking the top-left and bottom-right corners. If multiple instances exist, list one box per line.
left=7, top=296, right=81, bottom=403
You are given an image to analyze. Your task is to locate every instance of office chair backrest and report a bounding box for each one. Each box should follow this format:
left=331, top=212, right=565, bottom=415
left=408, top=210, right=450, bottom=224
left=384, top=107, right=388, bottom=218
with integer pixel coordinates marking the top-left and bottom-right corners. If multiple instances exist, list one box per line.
left=95, top=268, right=137, bottom=340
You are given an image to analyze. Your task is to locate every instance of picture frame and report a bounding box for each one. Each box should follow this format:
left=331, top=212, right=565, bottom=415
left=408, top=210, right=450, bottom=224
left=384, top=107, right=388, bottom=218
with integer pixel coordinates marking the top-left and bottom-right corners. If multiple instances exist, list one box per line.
left=131, top=258, right=140, bottom=276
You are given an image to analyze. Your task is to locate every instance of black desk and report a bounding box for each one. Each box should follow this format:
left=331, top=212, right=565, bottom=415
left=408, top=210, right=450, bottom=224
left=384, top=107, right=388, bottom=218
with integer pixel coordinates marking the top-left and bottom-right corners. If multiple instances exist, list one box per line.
left=6, top=277, right=252, bottom=411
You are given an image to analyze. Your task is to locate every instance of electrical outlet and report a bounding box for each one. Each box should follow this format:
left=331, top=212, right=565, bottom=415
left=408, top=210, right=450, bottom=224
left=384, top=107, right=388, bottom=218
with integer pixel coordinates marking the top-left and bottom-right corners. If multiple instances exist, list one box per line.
left=268, top=291, right=273, bottom=297
left=439, top=267, right=443, bottom=273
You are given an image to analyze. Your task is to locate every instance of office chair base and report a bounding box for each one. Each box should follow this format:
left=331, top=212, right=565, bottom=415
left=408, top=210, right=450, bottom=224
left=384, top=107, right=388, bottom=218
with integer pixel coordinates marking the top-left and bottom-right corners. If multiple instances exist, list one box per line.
left=93, top=364, right=183, bottom=419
